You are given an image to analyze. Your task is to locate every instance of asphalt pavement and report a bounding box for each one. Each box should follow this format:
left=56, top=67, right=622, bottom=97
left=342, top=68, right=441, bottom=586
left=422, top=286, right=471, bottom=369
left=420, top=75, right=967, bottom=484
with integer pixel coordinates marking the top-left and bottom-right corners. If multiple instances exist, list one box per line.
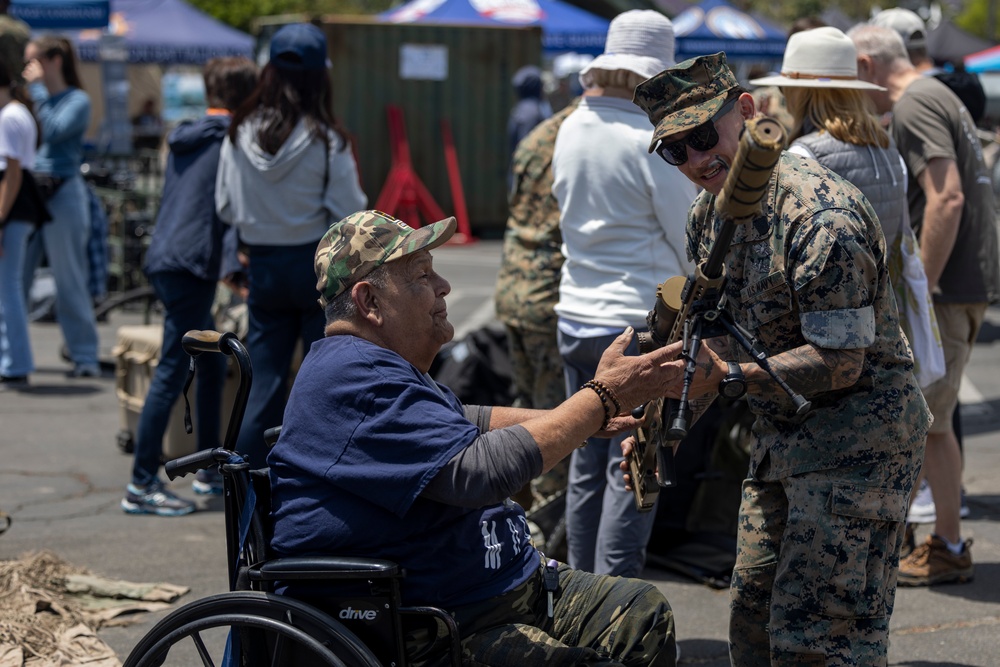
left=1, top=238, right=998, bottom=666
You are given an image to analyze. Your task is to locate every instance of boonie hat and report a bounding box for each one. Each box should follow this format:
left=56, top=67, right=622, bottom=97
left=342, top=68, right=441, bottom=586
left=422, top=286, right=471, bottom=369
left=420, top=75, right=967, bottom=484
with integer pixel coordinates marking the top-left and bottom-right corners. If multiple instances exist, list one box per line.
left=314, top=210, right=457, bottom=306
left=269, top=23, right=328, bottom=71
left=749, top=27, right=886, bottom=91
left=579, top=10, right=676, bottom=86
left=871, top=8, right=927, bottom=50
left=632, top=52, right=739, bottom=154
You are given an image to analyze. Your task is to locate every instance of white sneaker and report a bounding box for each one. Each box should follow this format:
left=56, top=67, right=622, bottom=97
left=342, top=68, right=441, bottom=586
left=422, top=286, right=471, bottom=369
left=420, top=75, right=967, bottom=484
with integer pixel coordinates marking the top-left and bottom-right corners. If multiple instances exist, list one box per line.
left=907, top=480, right=936, bottom=524
left=960, top=489, right=970, bottom=518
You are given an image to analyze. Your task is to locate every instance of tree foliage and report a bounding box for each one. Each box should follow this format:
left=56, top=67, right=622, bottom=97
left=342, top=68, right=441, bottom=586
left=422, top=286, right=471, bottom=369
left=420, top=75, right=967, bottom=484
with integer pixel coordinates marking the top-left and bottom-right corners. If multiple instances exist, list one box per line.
left=741, top=0, right=880, bottom=30
left=189, top=0, right=397, bottom=34
left=955, top=0, right=999, bottom=41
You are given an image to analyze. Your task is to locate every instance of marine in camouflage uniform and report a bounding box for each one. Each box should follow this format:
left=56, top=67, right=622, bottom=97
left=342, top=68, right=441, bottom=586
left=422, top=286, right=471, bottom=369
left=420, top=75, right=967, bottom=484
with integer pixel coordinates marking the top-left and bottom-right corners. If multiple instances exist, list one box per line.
left=495, top=101, right=578, bottom=412
left=634, top=54, right=930, bottom=666
left=495, top=101, right=579, bottom=508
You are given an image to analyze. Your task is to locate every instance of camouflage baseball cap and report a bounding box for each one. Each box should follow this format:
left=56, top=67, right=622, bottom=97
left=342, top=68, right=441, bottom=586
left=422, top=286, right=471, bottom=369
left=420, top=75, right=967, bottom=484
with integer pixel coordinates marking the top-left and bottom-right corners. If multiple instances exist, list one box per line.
left=633, top=52, right=739, bottom=154
left=314, top=210, right=457, bottom=306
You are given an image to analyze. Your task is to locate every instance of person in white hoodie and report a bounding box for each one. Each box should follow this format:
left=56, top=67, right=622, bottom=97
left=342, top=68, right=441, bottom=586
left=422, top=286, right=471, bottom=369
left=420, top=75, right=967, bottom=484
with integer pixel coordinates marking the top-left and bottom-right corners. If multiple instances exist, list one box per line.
left=216, top=22, right=367, bottom=468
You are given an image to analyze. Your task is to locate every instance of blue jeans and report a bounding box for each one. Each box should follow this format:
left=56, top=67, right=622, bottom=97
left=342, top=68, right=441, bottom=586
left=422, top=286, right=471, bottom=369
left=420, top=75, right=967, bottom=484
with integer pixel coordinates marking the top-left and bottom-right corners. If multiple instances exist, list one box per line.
left=0, top=221, right=35, bottom=377
left=558, top=329, right=656, bottom=578
left=236, top=242, right=324, bottom=469
left=131, top=271, right=226, bottom=487
left=23, top=176, right=99, bottom=366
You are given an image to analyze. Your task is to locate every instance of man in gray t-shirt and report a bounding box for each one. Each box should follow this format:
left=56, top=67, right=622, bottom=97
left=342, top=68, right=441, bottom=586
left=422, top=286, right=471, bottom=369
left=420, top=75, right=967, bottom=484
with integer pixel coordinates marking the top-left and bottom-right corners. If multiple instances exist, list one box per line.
left=893, top=77, right=998, bottom=303
left=852, top=24, right=1000, bottom=587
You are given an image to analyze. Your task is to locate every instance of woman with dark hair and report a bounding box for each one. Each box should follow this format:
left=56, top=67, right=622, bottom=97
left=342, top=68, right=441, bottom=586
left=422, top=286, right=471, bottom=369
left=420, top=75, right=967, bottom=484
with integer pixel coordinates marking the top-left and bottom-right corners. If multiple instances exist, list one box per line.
left=216, top=23, right=366, bottom=468
left=22, top=35, right=100, bottom=378
left=0, top=60, right=48, bottom=389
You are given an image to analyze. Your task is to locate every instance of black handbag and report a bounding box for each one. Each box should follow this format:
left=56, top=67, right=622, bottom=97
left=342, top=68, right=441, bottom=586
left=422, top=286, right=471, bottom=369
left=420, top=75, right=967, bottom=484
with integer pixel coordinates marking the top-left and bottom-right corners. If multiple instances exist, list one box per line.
left=0, top=170, right=53, bottom=227
left=33, top=173, right=66, bottom=201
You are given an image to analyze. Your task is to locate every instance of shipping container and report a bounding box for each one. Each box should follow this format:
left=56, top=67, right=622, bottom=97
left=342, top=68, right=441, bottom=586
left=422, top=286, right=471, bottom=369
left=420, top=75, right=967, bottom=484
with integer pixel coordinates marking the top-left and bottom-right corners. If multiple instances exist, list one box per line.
left=259, top=15, right=543, bottom=236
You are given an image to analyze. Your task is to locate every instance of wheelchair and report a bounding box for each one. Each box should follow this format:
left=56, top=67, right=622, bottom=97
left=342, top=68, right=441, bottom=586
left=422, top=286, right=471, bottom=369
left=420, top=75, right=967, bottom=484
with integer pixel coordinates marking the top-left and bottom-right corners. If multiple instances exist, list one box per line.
left=123, top=330, right=461, bottom=667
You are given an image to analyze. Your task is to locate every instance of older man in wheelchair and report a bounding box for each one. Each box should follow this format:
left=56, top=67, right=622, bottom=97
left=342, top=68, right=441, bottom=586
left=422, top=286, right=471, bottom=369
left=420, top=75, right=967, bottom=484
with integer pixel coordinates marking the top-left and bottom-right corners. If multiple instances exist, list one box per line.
left=138, top=209, right=682, bottom=666
left=257, top=209, right=679, bottom=666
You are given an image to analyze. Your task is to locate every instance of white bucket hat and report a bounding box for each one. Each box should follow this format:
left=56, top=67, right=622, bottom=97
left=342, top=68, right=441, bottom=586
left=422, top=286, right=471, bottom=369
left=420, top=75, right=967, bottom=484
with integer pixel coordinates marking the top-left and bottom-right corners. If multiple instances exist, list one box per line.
left=749, top=26, right=886, bottom=91
left=579, top=10, right=675, bottom=87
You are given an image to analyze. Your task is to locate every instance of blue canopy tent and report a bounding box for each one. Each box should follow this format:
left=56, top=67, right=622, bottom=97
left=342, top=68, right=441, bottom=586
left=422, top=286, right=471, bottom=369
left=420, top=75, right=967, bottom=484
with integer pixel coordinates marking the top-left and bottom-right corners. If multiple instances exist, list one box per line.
left=67, top=0, right=253, bottom=64
left=672, top=0, right=786, bottom=61
left=9, top=0, right=109, bottom=29
left=379, top=0, right=609, bottom=55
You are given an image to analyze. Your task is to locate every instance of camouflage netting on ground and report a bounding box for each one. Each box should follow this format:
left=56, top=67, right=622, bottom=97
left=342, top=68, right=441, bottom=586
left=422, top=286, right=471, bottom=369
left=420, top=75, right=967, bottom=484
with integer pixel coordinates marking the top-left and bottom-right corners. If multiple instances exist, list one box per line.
left=0, top=551, right=188, bottom=667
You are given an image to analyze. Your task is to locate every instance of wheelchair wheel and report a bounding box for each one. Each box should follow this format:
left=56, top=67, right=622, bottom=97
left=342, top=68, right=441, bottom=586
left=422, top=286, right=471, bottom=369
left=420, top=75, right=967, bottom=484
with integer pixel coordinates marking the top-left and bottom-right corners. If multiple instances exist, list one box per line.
left=123, top=591, right=382, bottom=667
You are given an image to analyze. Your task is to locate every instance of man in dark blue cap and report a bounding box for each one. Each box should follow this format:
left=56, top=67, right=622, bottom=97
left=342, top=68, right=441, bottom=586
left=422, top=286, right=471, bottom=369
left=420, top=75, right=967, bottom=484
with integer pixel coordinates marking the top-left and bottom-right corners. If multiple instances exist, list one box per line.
left=508, top=65, right=551, bottom=172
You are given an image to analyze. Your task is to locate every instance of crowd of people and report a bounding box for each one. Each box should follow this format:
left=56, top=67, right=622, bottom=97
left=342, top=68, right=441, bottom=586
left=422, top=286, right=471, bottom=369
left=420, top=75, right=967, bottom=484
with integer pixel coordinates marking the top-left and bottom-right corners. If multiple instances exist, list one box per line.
left=494, top=6, right=996, bottom=665
left=1, top=3, right=998, bottom=665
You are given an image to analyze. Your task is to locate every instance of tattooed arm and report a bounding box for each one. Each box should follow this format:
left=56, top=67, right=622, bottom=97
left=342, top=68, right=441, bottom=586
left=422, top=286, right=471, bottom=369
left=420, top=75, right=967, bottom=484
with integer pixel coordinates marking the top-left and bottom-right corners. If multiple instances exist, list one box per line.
left=744, top=344, right=864, bottom=397
left=657, top=335, right=864, bottom=404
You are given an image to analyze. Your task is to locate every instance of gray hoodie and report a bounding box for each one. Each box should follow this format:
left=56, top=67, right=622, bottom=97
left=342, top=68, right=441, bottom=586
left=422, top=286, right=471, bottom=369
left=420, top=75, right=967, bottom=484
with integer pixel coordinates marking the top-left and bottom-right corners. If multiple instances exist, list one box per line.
left=215, top=117, right=367, bottom=246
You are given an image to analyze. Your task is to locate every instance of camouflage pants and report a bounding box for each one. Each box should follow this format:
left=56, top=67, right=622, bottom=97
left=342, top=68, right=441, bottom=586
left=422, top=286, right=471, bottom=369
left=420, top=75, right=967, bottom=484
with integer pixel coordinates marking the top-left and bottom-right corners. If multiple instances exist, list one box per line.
left=506, top=325, right=569, bottom=510
left=505, top=325, right=566, bottom=411
left=439, top=560, right=675, bottom=666
left=730, top=449, right=921, bottom=666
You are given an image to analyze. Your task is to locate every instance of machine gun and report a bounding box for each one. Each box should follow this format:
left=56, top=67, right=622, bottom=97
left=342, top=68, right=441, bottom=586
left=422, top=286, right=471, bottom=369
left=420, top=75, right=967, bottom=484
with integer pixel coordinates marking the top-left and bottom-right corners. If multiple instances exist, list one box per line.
left=627, top=115, right=809, bottom=513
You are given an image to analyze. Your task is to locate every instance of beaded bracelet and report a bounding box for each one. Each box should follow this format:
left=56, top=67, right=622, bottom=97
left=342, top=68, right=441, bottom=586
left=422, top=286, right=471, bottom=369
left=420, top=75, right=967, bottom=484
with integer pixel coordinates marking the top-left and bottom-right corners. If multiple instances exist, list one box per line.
left=585, top=379, right=622, bottom=417
left=581, top=380, right=617, bottom=431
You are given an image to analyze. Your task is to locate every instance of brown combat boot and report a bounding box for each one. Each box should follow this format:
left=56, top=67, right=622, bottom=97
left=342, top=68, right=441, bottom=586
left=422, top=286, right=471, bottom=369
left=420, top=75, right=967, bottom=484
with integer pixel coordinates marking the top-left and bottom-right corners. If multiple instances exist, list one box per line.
left=900, top=522, right=915, bottom=559
left=898, top=534, right=974, bottom=586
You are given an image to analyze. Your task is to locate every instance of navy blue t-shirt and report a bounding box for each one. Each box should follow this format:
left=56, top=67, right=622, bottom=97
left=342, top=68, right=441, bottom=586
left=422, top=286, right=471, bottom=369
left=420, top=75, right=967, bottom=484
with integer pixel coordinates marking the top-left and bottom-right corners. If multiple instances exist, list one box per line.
left=268, top=335, right=538, bottom=608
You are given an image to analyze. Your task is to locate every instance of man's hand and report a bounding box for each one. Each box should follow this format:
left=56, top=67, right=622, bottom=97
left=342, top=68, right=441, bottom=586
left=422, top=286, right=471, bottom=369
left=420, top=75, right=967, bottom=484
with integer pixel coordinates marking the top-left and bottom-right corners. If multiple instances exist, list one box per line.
left=593, top=329, right=728, bottom=411
left=619, top=435, right=639, bottom=491
left=662, top=337, right=727, bottom=401
left=591, top=329, right=687, bottom=412
left=595, top=413, right=642, bottom=438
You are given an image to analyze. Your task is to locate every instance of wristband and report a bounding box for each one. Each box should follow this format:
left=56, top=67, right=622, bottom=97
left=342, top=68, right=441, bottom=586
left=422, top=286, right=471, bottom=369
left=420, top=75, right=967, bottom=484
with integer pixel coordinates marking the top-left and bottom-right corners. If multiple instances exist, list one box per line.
left=581, top=380, right=615, bottom=430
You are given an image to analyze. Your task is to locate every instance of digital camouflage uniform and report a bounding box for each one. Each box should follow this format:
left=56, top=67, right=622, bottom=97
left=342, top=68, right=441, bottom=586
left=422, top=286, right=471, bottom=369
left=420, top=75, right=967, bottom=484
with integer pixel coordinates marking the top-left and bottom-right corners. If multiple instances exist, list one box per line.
left=635, top=53, right=930, bottom=666
left=495, top=102, right=578, bottom=508
left=495, top=101, right=578, bottom=412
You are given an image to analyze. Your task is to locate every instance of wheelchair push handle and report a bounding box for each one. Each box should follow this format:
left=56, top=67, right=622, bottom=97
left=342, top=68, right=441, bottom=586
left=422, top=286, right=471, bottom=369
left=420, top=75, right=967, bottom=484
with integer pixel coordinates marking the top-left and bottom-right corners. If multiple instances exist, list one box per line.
left=182, top=329, right=237, bottom=356
left=179, top=329, right=253, bottom=453
left=165, top=447, right=244, bottom=480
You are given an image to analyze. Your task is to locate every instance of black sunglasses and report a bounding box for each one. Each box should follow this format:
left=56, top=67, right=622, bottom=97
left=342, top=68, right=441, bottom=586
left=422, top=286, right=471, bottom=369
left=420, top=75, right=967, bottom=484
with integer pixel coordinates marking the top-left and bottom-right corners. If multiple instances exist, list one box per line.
left=655, top=98, right=738, bottom=166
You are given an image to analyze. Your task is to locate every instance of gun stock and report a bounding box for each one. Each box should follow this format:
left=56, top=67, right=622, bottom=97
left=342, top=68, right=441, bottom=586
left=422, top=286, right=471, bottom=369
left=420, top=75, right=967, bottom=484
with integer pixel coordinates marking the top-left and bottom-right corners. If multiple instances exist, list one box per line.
left=629, top=116, right=785, bottom=513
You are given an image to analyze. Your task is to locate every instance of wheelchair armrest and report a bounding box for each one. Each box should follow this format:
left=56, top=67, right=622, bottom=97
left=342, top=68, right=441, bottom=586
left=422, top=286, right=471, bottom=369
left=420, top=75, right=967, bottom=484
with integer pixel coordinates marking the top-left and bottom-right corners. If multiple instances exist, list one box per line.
left=250, top=556, right=402, bottom=582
